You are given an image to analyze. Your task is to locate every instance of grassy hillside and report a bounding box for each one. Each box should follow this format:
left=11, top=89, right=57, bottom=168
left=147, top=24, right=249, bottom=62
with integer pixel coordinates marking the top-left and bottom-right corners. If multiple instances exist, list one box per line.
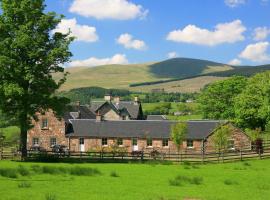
left=130, top=76, right=227, bottom=93
left=55, top=58, right=270, bottom=92
left=149, top=57, right=233, bottom=78
left=56, top=58, right=232, bottom=92
left=1, top=160, right=270, bottom=200
left=55, top=63, right=169, bottom=91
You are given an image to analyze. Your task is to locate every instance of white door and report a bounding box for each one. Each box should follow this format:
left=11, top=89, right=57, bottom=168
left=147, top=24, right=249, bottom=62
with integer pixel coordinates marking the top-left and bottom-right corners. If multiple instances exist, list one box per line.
left=79, top=138, right=85, bottom=152
left=132, top=138, right=138, bottom=151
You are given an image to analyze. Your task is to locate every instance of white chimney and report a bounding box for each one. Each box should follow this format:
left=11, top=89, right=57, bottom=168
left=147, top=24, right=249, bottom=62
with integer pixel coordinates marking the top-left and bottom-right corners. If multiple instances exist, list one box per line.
left=114, top=96, right=120, bottom=104
left=104, top=95, right=112, bottom=101
left=134, top=96, right=139, bottom=105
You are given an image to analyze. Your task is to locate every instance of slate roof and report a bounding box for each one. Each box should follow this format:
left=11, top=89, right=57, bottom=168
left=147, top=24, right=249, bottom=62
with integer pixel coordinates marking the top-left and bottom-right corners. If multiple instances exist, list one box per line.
left=63, top=105, right=96, bottom=122
left=147, top=115, right=167, bottom=120
left=67, top=120, right=223, bottom=140
left=90, top=101, right=141, bottom=119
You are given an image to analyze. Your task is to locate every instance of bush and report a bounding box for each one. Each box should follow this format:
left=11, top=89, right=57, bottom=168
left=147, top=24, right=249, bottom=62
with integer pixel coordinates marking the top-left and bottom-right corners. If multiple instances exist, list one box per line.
left=31, top=165, right=42, bottom=174
left=45, top=193, right=57, bottom=200
left=169, top=175, right=203, bottom=186
left=0, top=168, right=18, bottom=178
left=110, top=171, right=119, bottom=177
left=17, top=165, right=30, bottom=176
left=70, top=167, right=101, bottom=176
left=224, top=179, right=238, bottom=185
left=18, top=181, right=32, bottom=188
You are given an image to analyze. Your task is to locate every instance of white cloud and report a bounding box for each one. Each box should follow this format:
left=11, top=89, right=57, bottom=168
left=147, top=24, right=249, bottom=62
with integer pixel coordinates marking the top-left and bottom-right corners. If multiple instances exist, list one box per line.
left=167, top=52, right=178, bottom=59
left=239, top=42, right=270, bottom=62
left=166, top=20, right=246, bottom=46
left=228, top=58, right=242, bottom=65
left=225, top=0, right=246, bottom=7
left=116, top=33, right=147, bottom=50
left=69, top=0, right=148, bottom=20
left=253, top=27, right=270, bottom=41
left=69, top=54, right=129, bottom=67
left=53, top=18, right=98, bottom=42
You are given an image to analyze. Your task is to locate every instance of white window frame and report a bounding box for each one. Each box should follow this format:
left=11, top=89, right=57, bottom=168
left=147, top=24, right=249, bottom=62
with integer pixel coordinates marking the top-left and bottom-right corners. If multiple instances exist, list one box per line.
left=147, top=138, right=153, bottom=147
left=228, top=139, right=235, bottom=150
left=50, top=138, right=57, bottom=147
left=41, top=118, right=48, bottom=129
left=102, top=138, right=108, bottom=146
left=33, top=138, right=39, bottom=146
left=187, top=140, right=194, bottom=149
left=162, top=139, right=169, bottom=147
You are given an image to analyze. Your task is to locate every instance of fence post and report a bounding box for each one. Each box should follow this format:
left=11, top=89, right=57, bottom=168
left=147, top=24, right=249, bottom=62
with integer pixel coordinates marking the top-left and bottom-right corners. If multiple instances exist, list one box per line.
left=240, top=149, right=242, bottom=161
left=141, top=151, right=144, bottom=161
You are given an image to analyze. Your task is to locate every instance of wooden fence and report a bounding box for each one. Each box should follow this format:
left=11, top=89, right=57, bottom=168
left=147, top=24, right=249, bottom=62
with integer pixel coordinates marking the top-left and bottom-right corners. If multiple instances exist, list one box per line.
left=2, top=140, right=270, bottom=163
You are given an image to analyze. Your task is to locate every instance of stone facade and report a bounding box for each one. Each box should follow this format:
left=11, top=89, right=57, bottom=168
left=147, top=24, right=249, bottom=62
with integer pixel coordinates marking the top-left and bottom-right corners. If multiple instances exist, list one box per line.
left=204, top=124, right=251, bottom=152
left=27, top=110, right=68, bottom=150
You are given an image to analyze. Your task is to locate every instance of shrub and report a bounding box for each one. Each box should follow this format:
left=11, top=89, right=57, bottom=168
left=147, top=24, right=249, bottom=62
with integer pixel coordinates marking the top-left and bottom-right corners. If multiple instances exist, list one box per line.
left=42, top=166, right=67, bottom=175
left=45, top=193, right=57, bottom=200
left=0, top=168, right=18, bottom=178
left=18, top=181, right=32, bottom=188
left=169, top=175, right=203, bottom=186
left=110, top=171, right=119, bottom=178
left=70, top=167, right=101, bottom=176
left=17, top=165, right=30, bottom=176
left=30, top=165, right=42, bottom=174
left=224, top=179, right=238, bottom=185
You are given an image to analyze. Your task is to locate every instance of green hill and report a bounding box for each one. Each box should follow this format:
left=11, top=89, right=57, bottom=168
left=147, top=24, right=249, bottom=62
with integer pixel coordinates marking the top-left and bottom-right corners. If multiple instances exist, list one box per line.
left=55, top=58, right=270, bottom=93
left=149, top=58, right=233, bottom=78
left=56, top=58, right=233, bottom=91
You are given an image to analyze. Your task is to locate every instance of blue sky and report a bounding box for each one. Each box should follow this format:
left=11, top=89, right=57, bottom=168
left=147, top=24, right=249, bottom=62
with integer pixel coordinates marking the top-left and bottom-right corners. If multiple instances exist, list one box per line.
left=45, top=0, right=270, bottom=67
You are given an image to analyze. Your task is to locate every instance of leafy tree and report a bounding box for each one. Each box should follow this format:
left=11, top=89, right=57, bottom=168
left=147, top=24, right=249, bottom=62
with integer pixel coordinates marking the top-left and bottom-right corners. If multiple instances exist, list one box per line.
left=198, top=76, right=247, bottom=120
left=170, top=122, right=187, bottom=153
left=234, top=71, right=270, bottom=130
left=0, top=0, right=73, bottom=158
left=245, top=128, right=261, bottom=142
left=212, top=124, right=232, bottom=162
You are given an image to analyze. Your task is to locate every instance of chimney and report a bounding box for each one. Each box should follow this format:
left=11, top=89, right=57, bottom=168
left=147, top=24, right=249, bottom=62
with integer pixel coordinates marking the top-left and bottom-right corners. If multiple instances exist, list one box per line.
left=96, top=111, right=102, bottom=122
left=76, top=100, right=80, bottom=106
left=134, top=96, right=139, bottom=105
left=114, top=96, right=120, bottom=104
left=104, top=94, right=112, bottom=102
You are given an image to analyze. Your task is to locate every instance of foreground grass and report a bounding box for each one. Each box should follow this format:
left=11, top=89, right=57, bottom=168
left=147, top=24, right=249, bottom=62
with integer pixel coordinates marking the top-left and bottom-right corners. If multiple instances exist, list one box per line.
left=0, top=159, right=270, bottom=200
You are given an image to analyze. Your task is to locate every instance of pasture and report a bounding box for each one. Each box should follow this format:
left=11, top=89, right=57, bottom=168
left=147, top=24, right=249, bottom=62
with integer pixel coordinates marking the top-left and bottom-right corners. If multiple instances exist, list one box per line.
left=0, top=159, right=270, bottom=200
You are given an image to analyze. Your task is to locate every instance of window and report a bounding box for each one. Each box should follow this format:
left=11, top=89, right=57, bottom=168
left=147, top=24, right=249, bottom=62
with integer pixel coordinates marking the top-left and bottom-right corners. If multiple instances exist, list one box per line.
left=102, top=138, right=108, bottom=146
left=228, top=140, right=235, bottom=149
left=33, top=138, right=39, bottom=146
left=79, top=138, right=84, bottom=145
left=132, top=138, right=137, bottom=146
left=117, top=138, right=123, bottom=146
left=187, top=140, right=193, bottom=148
left=147, top=138, right=152, bottom=147
left=41, top=118, right=48, bottom=129
left=162, top=139, right=169, bottom=147
left=50, top=138, right=56, bottom=147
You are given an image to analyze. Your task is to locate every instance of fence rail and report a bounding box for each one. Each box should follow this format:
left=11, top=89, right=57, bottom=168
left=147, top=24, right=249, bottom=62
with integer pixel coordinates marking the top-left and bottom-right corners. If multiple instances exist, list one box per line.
left=2, top=141, right=270, bottom=163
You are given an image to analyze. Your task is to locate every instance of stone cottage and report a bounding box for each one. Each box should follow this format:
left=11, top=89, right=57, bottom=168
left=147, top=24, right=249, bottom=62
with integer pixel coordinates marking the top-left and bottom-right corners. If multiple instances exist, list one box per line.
left=27, top=95, right=251, bottom=153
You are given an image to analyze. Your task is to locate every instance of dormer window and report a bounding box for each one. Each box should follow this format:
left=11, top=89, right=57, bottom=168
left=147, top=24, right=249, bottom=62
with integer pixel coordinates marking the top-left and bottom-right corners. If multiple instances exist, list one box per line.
left=41, top=118, right=48, bottom=129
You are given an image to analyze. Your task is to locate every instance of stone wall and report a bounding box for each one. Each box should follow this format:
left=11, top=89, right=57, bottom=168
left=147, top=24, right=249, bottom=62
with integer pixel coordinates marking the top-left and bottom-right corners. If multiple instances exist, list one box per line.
left=205, top=124, right=251, bottom=152
left=27, top=110, right=68, bottom=150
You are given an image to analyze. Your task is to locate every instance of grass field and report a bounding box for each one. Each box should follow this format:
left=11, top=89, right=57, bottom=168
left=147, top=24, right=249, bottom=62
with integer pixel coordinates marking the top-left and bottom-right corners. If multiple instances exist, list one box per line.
left=0, top=159, right=270, bottom=200
left=131, top=76, right=227, bottom=93
left=54, top=63, right=228, bottom=93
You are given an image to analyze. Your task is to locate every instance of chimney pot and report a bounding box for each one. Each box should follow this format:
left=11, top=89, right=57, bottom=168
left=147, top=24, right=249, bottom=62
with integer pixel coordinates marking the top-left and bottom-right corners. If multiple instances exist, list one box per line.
left=104, top=94, right=112, bottom=101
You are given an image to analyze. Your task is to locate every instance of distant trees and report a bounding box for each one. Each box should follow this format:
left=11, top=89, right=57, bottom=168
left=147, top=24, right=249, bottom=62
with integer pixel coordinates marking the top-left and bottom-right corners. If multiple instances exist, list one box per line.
left=199, top=71, right=270, bottom=131
left=198, top=76, right=247, bottom=120
left=170, top=122, right=187, bottom=153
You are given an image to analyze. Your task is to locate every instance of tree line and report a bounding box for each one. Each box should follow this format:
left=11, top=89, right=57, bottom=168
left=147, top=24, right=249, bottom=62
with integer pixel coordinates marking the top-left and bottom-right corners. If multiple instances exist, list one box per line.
left=198, top=72, right=270, bottom=132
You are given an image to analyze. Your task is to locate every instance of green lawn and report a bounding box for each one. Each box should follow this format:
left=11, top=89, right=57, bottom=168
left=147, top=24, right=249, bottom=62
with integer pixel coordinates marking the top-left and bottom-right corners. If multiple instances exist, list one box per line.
left=0, top=159, right=270, bottom=200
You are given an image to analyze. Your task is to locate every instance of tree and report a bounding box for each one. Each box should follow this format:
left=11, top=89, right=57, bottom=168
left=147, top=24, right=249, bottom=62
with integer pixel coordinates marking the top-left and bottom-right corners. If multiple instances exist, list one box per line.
left=170, top=122, right=187, bottom=153
left=0, top=0, right=73, bottom=158
left=234, top=71, right=270, bottom=130
left=212, top=124, right=232, bottom=161
left=198, top=76, right=247, bottom=120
